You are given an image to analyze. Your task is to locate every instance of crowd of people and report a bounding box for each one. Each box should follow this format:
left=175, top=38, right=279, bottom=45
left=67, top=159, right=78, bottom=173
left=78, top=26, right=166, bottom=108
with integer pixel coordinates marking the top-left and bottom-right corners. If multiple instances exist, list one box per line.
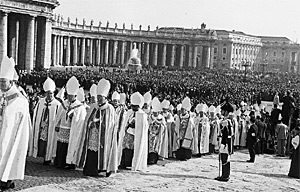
left=1, top=57, right=300, bottom=190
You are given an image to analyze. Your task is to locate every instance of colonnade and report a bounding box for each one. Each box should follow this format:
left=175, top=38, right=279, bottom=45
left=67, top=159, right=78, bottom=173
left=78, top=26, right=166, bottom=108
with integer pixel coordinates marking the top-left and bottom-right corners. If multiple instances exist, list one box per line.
left=51, top=34, right=214, bottom=68
left=0, top=10, right=52, bottom=70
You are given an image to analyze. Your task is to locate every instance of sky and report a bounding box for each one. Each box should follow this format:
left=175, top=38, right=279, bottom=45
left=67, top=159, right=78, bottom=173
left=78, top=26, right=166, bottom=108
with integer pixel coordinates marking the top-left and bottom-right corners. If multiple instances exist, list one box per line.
left=54, top=0, right=300, bottom=42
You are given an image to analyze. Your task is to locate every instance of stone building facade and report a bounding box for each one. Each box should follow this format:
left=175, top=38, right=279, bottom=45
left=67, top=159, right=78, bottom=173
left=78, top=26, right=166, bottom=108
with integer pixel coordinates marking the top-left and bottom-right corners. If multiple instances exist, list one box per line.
left=0, top=0, right=59, bottom=70
left=213, top=30, right=262, bottom=71
left=258, top=36, right=300, bottom=73
left=0, top=0, right=299, bottom=73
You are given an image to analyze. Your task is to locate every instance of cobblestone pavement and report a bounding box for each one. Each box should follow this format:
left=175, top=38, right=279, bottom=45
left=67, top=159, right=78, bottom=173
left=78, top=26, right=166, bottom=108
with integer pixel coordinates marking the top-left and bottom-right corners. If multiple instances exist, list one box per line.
left=9, top=156, right=177, bottom=191
left=9, top=157, right=84, bottom=191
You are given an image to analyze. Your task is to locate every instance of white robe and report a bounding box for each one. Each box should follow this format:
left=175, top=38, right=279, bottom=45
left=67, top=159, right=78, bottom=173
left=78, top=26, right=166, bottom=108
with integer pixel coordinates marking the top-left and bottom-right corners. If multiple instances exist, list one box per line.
left=232, top=118, right=240, bottom=146
left=0, top=85, right=31, bottom=182
left=194, top=115, right=210, bottom=154
left=118, top=109, right=148, bottom=171
left=55, top=100, right=87, bottom=165
left=29, top=97, right=61, bottom=161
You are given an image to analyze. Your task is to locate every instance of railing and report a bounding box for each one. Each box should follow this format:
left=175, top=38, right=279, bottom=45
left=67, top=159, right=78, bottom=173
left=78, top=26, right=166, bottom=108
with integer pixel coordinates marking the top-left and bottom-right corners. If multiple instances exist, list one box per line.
left=51, top=15, right=218, bottom=40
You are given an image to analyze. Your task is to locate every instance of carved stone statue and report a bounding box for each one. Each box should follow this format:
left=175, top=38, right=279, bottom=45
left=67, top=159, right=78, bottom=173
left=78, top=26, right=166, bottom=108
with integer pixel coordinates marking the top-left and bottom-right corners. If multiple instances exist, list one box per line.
left=131, top=23, right=133, bottom=30
left=106, top=21, right=109, bottom=28
left=201, top=23, right=206, bottom=30
left=90, top=19, right=94, bottom=26
left=148, top=25, right=150, bottom=31
left=126, top=42, right=142, bottom=71
left=130, top=42, right=139, bottom=58
left=123, top=23, right=125, bottom=29
left=99, top=21, right=102, bottom=27
left=156, top=26, right=159, bottom=30
left=115, top=23, right=117, bottom=29
left=83, top=18, right=86, bottom=26
left=139, top=25, right=142, bottom=30
left=75, top=17, right=78, bottom=25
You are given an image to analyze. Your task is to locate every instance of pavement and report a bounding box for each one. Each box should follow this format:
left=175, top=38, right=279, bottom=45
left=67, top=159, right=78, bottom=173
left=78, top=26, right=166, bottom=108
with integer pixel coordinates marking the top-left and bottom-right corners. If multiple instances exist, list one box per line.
left=6, top=150, right=300, bottom=192
left=9, top=157, right=83, bottom=191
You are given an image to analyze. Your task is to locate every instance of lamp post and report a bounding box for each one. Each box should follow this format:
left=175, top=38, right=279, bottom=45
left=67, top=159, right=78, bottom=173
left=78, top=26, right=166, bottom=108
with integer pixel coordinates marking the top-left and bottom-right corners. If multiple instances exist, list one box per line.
left=242, top=59, right=250, bottom=81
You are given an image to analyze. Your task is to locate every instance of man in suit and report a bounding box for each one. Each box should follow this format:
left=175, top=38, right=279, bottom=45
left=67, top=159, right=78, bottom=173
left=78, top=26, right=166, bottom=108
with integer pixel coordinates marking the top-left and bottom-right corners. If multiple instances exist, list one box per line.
left=246, top=117, right=257, bottom=162
left=275, top=114, right=288, bottom=157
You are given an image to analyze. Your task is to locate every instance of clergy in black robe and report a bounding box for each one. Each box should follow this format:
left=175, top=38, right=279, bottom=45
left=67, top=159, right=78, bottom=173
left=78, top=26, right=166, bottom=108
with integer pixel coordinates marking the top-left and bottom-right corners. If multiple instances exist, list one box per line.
left=288, top=127, right=300, bottom=178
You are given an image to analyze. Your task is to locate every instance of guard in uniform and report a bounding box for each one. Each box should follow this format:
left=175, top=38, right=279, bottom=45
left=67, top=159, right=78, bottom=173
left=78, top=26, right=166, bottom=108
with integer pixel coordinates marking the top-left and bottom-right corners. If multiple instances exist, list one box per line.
left=215, top=101, right=233, bottom=182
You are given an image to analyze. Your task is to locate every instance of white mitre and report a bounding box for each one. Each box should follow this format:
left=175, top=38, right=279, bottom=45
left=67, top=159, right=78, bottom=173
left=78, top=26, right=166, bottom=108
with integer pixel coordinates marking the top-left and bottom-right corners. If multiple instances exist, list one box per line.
left=112, top=91, right=120, bottom=101
left=161, top=99, right=170, bottom=109
left=43, top=77, right=56, bottom=92
left=97, top=78, right=110, bottom=97
left=77, top=87, right=85, bottom=102
left=181, top=97, right=191, bottom=111
left=152, top=97, right=162, bottom=112
left=56, top=87, right=65, bottom=101
left=208, top=105, right=216, bottom=113
left=89, top=84, right=97, bottom=98
left=120, top=93, right=126, bottom=105
left=9, top=58, right=19, bottom=81
left=66, top=76, right=80, bottom=95
left=143, top=91, right=152, bottom=104
left=0, top=56, right=14, bottom=80
left=131, top=92, right=144, bottom=108
left=196, top=104, right=205, bottom=113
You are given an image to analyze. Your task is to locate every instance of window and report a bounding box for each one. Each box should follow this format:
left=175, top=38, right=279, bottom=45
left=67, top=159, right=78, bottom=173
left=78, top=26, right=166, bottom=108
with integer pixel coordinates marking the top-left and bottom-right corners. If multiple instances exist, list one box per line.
left=222, top=63, right=225, bottom=67
left=213, top=56, right=217, bottom=60
left=223, top=47, right=227, bottom=54
left=281, top=60, right=284, bottom=62
left=273, top=59, right=275, bottom=62
left=214, top=47, right=218, bottom=54
left=282, top=52, right=285, bottom=57
left=223, top=57, right=226, bottom=60
left=273, top=51, right=276, bottom=57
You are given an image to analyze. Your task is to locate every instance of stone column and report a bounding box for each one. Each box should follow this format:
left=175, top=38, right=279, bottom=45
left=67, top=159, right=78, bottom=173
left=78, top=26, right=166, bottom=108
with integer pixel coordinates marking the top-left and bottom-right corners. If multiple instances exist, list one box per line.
left=120, top=41, right=125, bottom=65
left=56, top=35, right=60, bottom=65
left=209, top=45, right=214, bottom=69
left=204, top=46, right=211, bottom=68
left=113, top=40, right=118, bottom=64
left=26, top=15, right=35, bottom=71
left=9, top=16, right=19, bottom=64
left=179, top=45, right=184, bottom=68
left=144, top=42, right=149, bottom=66
left=105, top=39, right=109, bottom=64
left=52, top=35, right=57, bottom=66
left=0, top=11, right=8, bottom=61
left=162, top=44, right=167, bottom=67
left=89, top=39, right=93, bottom=64
left=60, top=36, right=63, bottom=65
left=153, top=43, right=158, bottom=66
left=80, top=38, right=85, bottom=65
left=41, top=17, right=52, bottom=68
left=96, top=39, right=101, bottom=65
left=188, top=46, right=193, bottom=68
left=66, top=36, right=71, bottom=66
left=73, top=37, right=78, bottom=65
left=193, top=45, right=198, bottom=68
left=170, top=44, right=175, bottom=67
left=198, top=46, right=203, bottom=68
left=128, top=42, right=132, bottom=61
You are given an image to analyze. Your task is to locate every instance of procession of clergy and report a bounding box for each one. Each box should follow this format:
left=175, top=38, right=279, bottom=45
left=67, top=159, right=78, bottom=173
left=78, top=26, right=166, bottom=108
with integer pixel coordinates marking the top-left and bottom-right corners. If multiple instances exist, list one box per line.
left=0, top=56, right=300, bottom=191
